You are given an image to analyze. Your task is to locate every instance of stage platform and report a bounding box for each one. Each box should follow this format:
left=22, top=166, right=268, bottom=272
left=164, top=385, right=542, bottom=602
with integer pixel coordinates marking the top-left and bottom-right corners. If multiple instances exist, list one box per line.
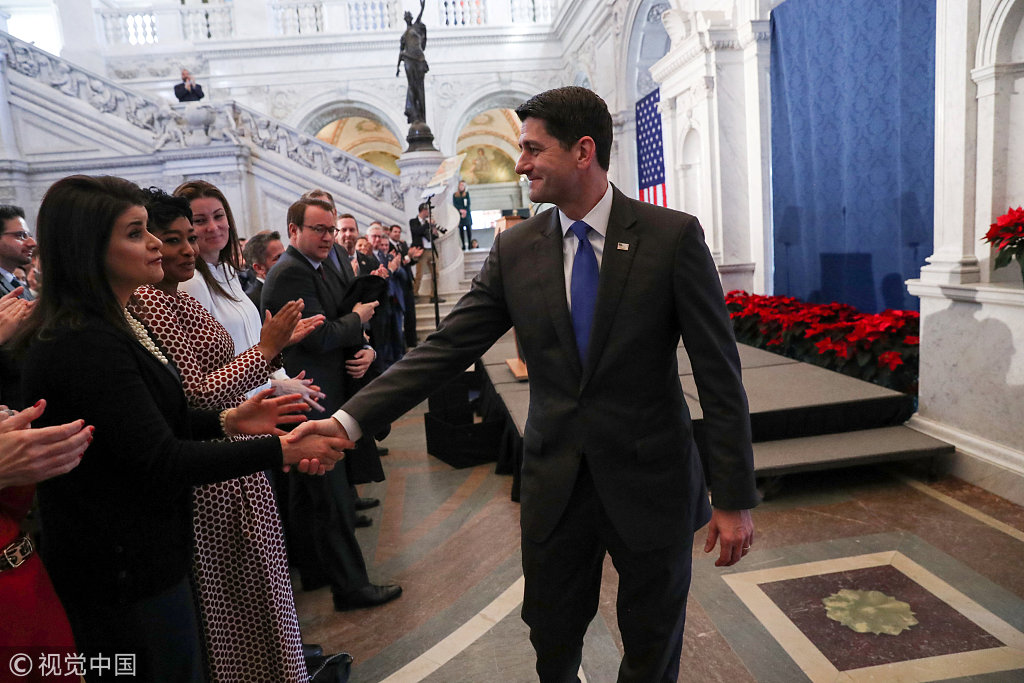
left=424, top=333, right=952, bottom=500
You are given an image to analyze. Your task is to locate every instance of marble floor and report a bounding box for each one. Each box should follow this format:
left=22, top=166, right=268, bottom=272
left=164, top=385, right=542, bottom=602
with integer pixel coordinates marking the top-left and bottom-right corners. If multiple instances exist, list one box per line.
left=292, top=403, right=1024, bottom=682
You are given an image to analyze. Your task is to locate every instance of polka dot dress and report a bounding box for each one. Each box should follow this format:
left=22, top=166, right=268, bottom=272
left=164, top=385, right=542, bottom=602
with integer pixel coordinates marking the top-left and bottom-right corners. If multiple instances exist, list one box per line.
left=130, top=286, right=307, bottom=683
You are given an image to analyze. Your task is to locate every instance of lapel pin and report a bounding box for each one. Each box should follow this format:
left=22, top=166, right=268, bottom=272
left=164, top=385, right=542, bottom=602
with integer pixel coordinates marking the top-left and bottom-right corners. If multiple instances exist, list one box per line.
left=617, top=242, right=630, bottom=251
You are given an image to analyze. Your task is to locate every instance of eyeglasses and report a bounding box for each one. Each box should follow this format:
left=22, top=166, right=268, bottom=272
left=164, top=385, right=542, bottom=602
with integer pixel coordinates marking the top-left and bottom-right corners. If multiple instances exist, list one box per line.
left=302, top=224, right=339, bottom=237
left=2, top=231, right=32, bottom=241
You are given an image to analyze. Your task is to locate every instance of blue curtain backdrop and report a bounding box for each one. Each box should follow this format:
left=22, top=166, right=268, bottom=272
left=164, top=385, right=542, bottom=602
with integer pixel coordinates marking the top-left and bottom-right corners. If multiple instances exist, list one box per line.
left=770, top=0, right=934, bottom=312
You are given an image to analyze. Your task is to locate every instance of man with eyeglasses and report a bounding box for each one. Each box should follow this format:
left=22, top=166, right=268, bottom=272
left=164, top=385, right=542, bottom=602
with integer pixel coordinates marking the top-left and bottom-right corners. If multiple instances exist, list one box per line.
left=261, top=197, right=402, bottom=611
left=0, top=206, right=36, bottom=301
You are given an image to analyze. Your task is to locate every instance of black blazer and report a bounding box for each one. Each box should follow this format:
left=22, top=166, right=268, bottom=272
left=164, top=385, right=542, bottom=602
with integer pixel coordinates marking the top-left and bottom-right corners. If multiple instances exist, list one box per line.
left=344, top=186, right=757, bottom=551
left=409, top=217, right=433, bottom=249
left=23, top=319, right=282, bottom=607
left=261, top=246, right=364, bottom=415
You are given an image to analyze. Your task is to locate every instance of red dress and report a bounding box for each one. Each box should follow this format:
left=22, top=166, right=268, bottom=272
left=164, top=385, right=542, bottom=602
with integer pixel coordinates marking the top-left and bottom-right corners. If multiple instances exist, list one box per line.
left=0, top=485, right=76, bottom=660
left=129, top=286, right=306, bottom=682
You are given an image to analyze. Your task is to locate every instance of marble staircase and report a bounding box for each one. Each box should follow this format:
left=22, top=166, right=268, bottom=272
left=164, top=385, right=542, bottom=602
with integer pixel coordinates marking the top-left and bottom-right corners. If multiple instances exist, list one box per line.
left=413, top=247, right=489, bottom=340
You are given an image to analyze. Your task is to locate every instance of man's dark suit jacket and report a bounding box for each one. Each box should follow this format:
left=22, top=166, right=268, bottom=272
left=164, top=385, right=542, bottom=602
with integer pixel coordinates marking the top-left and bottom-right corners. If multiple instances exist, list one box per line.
left=262, top=246, right=383, bottom=483
left=344, top=186, right=757, bottom=551
left=173, top=81, right=204, bottom=102
left=409, top=217, right=433, bottom=250
left=0, top=275, right=32, bottom=408
left=262, top=246, right=364, bottom=416
left=244, top=278, right=263, bottom=311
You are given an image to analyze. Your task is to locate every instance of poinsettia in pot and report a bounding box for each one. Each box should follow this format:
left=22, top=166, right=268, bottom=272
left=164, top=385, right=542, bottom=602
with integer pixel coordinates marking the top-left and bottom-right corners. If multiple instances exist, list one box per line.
left=984, top=206, right=1024, bottom=283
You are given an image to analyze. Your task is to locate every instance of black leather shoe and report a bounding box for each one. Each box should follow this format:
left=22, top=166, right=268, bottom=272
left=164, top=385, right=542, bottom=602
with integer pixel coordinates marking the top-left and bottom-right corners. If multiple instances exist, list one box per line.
left=355, top=514, right=373, bottom=528
left=333, top=584, right=402, bottom=611
left=302, top=643, right=324, bottom=659
left=355, top=497, right=380, bottom=511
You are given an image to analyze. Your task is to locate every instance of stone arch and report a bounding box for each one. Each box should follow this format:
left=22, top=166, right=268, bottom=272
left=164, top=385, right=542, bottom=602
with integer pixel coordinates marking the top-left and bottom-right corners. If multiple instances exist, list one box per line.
left=623, top=0, right=672, bottom=105
left=976, top=0, right=1024, bottom=66
left=679, top=126, right=702, bottom=217
left=290, top=96, right=405, bottom=149
left=436, top=87, right=535, bottom=154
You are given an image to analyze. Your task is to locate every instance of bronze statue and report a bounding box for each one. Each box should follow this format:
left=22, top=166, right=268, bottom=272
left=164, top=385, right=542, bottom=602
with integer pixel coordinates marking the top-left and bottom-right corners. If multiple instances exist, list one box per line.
left=397, top=0, right=428, bottom=125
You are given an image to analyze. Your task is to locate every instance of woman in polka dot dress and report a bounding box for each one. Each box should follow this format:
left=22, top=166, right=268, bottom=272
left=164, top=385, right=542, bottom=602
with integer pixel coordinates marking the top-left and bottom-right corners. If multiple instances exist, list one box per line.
left=128, top=188, right=324, bottom=682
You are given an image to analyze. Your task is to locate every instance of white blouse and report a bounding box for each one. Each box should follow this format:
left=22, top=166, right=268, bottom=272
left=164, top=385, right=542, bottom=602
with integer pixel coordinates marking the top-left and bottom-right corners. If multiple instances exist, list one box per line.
left=181, top=262, right=286, bottom=395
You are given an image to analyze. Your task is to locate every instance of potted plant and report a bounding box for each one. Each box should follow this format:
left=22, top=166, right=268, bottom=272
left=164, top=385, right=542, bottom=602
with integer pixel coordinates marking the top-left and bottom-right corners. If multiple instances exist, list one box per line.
left=983, top=206, right=1024, bottom=283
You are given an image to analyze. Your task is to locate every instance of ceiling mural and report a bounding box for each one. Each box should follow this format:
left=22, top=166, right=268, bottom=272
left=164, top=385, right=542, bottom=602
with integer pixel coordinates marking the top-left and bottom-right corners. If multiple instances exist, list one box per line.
left=455, top=108, right=521, bottom=185
left=316, top=115, right=403, bottom=174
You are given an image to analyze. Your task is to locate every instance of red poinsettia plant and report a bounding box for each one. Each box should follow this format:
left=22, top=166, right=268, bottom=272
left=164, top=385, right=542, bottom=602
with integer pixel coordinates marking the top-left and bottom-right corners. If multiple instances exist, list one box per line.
left=725, top=291, right=919, bottom=394
left=983, top=206, right=1024, bottom=281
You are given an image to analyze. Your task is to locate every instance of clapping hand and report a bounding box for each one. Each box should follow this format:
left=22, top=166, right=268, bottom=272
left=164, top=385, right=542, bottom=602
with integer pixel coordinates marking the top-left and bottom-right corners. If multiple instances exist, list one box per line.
left=0, top=288, right=33, bottom=346
left=0, top=399, right=92, bottom=489
left=223, top=389, right=309, bottom=437
left=271, top=371, right=326, bottom=412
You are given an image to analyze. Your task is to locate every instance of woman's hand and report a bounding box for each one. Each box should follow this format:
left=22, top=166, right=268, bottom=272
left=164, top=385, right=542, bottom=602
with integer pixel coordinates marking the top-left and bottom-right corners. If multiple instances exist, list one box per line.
left=258, top=300, right=303, bottom=360
left=0, top=289, right=32, bottom=345
left=224, top=388, right=309, bottom=437
left=0, top=399, right=92, bottom=489
left=288, top=313, right=325, bottom=347
left=271, top=372, right=326, bottom=412
left=279, top=432, right=352, bottom=474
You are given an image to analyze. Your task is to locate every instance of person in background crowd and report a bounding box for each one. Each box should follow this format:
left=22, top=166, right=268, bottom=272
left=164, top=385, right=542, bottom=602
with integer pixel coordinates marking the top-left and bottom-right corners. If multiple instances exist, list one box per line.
left=128, top=187, right=325, bottom=681
left=0, top=205, right=35, bottom=411
left=18, top=174, right=349, bottom=682
left=242, top=230, right=285, bottom=309
left=174, top=180, right=325, bottom=410
left=262, top=196, right=400, bottom=612
left=452, top=180, right=472, bottom=250
left=174, top=68, right=205, bottom=102
left=389, top=223, right=421, bottom=348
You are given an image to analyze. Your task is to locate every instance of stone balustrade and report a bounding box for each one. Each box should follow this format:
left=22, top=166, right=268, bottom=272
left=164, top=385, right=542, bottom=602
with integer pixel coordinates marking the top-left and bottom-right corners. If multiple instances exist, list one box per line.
left=271, top=1, right=326, bottom=35
left=0, top=30, right=403, bottom=211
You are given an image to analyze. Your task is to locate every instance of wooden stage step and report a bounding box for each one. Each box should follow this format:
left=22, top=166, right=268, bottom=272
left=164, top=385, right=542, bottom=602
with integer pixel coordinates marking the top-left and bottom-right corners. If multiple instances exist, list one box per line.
left=752, top=425, right=953, bottom=477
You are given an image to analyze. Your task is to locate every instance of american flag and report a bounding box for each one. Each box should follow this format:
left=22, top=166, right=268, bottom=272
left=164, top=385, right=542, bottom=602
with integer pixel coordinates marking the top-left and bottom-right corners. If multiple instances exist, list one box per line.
left=636, top=88, right=667, bottom=207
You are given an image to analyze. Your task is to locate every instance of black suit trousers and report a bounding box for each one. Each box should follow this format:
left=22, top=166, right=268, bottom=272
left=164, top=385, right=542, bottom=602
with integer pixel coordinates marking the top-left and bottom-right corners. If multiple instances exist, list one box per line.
left=287, top=463, right=370, bottom=596
left=521, top=461, right=693, bottom=683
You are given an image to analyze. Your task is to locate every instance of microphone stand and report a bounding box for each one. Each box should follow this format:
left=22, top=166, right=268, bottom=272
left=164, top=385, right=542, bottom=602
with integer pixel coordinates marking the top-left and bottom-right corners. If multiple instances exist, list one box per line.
left=425, top=197, right=445, bottom=327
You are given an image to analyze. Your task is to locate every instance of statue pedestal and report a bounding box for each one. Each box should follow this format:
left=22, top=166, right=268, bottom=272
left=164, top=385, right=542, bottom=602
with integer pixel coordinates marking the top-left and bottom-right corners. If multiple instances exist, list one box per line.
left=397, top=149, right=464, bottom=296
left=406, top=121, right=436, bottom=152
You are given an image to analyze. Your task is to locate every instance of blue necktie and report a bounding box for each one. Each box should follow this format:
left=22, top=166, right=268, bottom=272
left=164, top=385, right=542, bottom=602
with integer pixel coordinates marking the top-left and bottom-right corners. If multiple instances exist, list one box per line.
left=569, top=220, right=598, bottom=363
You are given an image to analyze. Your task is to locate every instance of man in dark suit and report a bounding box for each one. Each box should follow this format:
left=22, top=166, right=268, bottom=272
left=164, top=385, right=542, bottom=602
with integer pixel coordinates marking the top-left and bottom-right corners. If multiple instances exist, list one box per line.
left=289, top=87, right=756, bottom=680
left=0, top=205, right=35, bottom=301
left=390, top=223, right=422, bottom=347
left=261, top=197, right=401, bottom=610
left=409, top=203, right=438, bottom=299
left=240, top=230, right=284, bottom=309
left=173, top=68, right=204, bottom=102
left=0, top=205, right=35, bottom=409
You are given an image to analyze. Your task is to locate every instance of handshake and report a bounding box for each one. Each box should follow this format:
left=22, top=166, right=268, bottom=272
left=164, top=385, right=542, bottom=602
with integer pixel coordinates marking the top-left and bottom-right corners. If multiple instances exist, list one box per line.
left=280, top=416, right=352, bottom=476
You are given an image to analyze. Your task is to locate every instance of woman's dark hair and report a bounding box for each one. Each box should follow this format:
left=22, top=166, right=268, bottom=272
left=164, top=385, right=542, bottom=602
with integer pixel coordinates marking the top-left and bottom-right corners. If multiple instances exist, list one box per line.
left=172, top=180, right=242, bottom=301
left=141, top=186, right=192, bottom=233
left=16, top=175, right=146, bottom=346
left=142, top=186, right=217, bottom=286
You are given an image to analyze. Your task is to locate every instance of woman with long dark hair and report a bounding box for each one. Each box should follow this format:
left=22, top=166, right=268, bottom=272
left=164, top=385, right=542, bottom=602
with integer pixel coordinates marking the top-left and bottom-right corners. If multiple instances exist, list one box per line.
left=18, top=175, right=348, bottom=682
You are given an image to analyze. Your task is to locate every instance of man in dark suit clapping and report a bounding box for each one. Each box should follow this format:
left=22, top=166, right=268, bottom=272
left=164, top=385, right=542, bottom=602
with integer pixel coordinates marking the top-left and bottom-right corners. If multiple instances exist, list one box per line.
left=261, top=197, right=401, bottom=611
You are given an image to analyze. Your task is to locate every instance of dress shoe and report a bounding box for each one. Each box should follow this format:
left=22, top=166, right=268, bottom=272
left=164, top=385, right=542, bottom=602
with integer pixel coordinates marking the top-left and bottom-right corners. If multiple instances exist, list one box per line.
left=355, top=514, right=373, bottom=528
left=355, top=497, right=380, bottom=511
left=332, top=584, right=402, bottom=611
left=302, top=643, right=324, bottom=659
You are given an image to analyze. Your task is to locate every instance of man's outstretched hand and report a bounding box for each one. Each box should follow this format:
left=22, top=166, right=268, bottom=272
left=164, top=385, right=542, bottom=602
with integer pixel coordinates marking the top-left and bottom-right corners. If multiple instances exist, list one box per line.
left=704, top=508, right=754, bottom=567
left=286, top=416, right=349, bottom=444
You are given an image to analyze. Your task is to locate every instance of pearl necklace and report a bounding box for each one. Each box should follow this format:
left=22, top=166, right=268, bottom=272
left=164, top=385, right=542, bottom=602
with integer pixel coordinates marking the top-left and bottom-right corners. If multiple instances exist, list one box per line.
left=123, top=309, right=169, bottom=365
